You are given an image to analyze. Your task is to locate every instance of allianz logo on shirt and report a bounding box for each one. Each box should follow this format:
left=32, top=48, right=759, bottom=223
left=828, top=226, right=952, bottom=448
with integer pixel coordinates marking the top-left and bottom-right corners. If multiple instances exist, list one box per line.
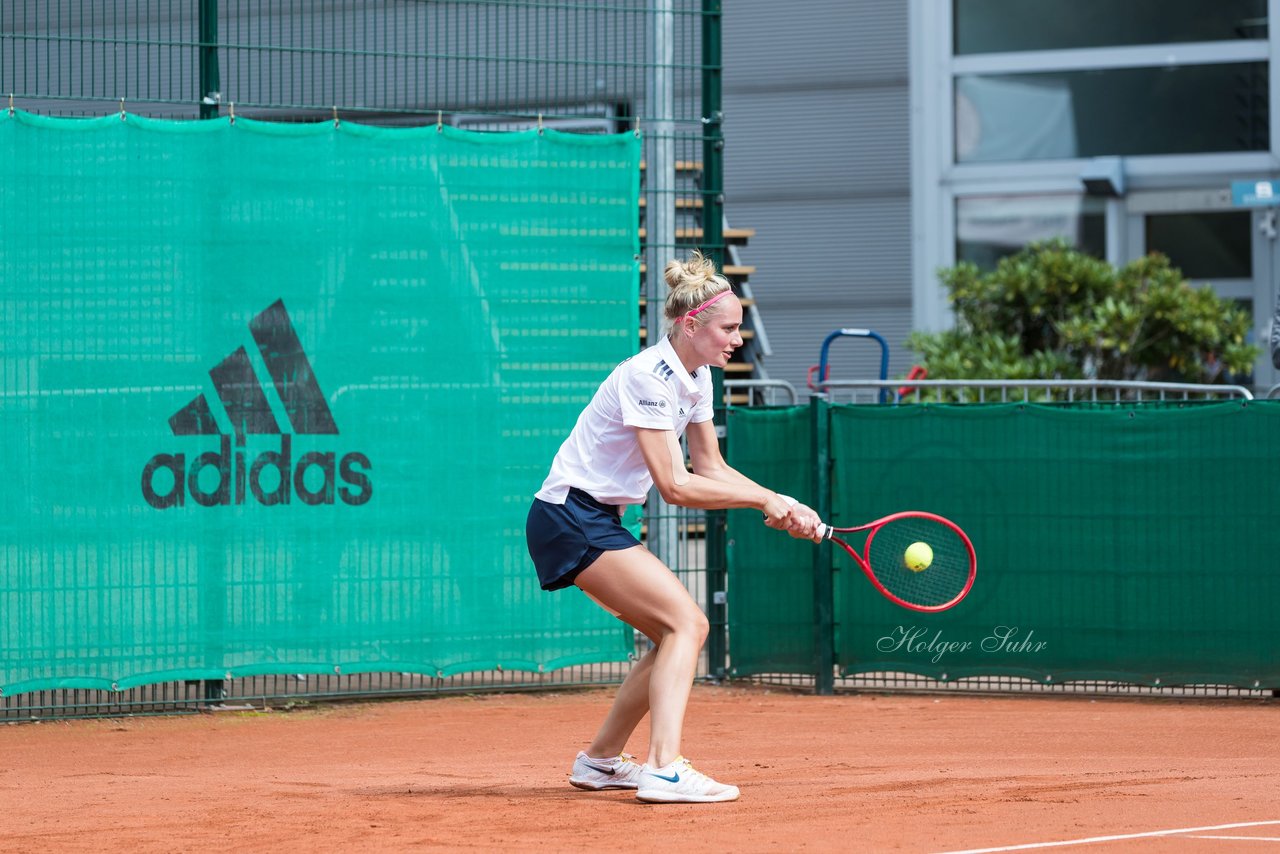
left=638, top=398, right=666, bottom=408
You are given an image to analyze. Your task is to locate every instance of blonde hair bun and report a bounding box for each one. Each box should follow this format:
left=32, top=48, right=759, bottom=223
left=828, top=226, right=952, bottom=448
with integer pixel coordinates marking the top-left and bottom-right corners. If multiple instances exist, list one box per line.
left=664, top=249, right=719, bottom=291
left=663, top=250, right=732, bottom=326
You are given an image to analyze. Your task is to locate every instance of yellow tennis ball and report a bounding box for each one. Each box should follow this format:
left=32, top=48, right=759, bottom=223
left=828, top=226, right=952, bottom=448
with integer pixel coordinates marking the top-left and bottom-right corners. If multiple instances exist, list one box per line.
left=904, top=541, right=933, bottom=572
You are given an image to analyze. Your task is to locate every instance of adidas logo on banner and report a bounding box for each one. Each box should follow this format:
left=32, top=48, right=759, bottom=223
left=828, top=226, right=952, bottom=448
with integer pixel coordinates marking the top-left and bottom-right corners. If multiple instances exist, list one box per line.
left=141, top=299, right=372, bottom=510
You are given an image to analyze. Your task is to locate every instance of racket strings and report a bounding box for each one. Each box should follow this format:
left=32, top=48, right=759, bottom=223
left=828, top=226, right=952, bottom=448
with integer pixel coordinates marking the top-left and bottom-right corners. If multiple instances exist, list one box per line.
left=862, top=517, right=972, bottom=608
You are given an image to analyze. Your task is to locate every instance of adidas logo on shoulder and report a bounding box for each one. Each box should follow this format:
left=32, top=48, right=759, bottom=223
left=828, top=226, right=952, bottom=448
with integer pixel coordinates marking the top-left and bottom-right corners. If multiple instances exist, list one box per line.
left=141, top=299, right=372, bottom=510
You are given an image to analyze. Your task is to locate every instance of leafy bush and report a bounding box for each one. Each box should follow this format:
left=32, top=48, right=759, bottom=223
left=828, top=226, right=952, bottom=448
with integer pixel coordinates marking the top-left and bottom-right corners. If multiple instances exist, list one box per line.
left=908, top=240, right=1258, bottom=384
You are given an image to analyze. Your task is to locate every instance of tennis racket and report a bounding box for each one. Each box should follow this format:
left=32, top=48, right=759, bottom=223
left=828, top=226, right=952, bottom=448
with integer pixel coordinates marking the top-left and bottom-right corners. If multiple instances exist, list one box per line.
left=815, top=512, right=976, bottom=612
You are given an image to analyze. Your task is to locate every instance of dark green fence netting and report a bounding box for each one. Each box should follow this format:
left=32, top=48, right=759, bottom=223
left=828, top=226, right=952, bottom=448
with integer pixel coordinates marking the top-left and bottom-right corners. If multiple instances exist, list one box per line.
left=724, top=405, right=817, bottom=676
left=727, top=401, right=1280, bottom=688
left=0, top=110, right=640, bottom=695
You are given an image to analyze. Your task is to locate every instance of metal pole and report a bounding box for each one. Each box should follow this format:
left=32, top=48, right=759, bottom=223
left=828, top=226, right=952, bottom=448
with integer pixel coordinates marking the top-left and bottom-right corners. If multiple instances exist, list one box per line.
left=811, top=396, right=835, bottom=695
left=198, top=0, right=220, bottom=119
left=646, top=0, right=680, bottom=579
left=198, top=0, right=224, bottom=695
left=701, top=0, right=728, bottom=680
left=701, top=0, right=725, bottom=264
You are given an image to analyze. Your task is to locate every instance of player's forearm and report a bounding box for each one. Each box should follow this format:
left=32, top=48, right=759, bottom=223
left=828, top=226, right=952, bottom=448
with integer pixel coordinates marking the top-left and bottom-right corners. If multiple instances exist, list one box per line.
left=691, top=459, right=759, bottom=490
left=658, top=472, right=772, bottom=511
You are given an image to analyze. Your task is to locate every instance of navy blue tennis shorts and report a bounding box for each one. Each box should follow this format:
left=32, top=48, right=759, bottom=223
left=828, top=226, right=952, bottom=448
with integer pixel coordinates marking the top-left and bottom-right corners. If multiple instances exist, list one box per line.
left=526, top=488, right=641, bottom=591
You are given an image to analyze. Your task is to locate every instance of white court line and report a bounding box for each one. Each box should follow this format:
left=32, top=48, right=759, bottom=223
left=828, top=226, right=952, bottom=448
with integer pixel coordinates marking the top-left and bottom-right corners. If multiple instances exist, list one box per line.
left=940, top=820, right=1280, bottom=853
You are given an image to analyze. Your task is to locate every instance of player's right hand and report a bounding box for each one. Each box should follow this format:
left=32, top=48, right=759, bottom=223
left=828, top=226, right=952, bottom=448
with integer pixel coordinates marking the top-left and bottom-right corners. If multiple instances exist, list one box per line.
left=761, top=492, right=794, bottom=529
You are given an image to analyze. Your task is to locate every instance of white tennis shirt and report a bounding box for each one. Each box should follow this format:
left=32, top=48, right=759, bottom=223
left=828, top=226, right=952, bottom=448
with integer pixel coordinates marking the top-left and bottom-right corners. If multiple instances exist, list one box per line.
left=536, top=334, right=714, bottom=507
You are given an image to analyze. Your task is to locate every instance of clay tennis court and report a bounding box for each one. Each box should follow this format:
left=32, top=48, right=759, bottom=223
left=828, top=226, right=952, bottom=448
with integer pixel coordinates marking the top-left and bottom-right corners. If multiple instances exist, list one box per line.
left=2, top=684, right=1277, bottom=852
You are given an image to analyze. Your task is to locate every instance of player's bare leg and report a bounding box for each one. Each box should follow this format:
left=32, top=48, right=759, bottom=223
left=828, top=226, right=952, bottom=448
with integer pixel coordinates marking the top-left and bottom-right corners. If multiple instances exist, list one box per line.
left=575, top=545, right=707, bottom=768
left=580, top=642, right=655, bottom=757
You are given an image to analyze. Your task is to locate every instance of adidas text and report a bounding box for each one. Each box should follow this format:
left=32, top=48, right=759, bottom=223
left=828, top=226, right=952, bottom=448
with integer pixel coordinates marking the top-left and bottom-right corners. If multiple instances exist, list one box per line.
left=141, top=435, right=373, bottom=509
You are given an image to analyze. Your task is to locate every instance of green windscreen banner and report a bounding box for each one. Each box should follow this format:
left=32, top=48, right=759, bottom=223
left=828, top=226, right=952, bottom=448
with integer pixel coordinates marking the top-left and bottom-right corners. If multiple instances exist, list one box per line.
left=723, top=406, right=817, bottom=676
left=829, top=401, right=1280, bottom=688
left=0, top=110, right=640, bottom=695
left=727, top=401, right=1280, bottom=689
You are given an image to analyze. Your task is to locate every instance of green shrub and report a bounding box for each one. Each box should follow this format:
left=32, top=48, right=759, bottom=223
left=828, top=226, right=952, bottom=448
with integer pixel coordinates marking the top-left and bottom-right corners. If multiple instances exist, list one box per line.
left=908, top=240, right=1257, bottom=385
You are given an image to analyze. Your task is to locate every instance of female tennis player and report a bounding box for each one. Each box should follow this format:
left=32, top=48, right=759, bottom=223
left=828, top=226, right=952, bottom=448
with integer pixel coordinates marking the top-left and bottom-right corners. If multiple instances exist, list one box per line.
left=526, top=250, right=821, bottom=804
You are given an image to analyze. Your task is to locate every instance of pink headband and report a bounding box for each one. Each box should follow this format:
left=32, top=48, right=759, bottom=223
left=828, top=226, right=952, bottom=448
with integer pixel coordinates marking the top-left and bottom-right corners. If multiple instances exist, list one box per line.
left=684, top=289, right=732, bottom=320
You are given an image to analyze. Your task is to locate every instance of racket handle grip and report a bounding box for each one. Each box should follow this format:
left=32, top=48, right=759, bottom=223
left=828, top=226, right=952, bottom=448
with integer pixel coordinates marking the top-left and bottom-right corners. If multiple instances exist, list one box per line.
left=815, top=522, right=830, bottom=541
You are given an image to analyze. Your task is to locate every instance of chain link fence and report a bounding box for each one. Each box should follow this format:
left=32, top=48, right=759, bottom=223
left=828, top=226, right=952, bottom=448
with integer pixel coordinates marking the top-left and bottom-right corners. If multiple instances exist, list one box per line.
left=1, top=0, right=724, bottom=720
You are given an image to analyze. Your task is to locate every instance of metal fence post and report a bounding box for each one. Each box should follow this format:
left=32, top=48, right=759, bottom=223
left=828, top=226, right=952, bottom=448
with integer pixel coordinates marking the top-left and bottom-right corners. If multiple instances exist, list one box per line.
left=811, top=396, right=835, bottom=695
left=701, top=0, right=724, bottom=256
left=701, top=0, right=728, bottom=680
left=198, top=0, right=220, bottom=119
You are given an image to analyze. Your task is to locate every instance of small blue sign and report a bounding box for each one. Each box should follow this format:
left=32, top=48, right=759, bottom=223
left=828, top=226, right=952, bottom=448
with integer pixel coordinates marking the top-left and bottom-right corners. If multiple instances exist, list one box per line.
left=1231, top=179, right=1280, bottom=207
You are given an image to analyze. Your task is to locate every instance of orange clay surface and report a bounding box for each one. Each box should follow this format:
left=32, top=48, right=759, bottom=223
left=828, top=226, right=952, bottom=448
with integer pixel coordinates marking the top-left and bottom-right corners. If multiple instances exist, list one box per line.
left=1, top=684, right=1278, bottom=853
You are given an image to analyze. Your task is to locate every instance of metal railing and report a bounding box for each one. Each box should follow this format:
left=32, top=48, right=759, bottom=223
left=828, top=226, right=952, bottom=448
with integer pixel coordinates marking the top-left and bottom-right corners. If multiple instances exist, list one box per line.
left=1267, top=383, right=1280, bottom=399
left=725, top=378, right=798, bottom=406
left=723, top=217, right=773, bottom=373
left=817, top=378, right=1255, bottom=405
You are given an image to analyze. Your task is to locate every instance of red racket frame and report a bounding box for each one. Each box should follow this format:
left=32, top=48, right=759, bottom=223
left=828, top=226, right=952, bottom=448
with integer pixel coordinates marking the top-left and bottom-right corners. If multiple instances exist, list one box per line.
left=820, top=511, right=976, bottom=613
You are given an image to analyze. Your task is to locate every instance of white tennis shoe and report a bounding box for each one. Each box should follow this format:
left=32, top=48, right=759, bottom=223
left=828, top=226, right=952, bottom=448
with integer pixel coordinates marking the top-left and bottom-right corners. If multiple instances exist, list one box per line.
left=568, top=751, right=645, bottom=790
left=635, top=756, right=740, bottom=803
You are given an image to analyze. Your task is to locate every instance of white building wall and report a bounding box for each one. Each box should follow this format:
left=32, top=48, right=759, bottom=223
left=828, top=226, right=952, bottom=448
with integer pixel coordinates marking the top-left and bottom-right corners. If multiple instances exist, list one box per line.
left=723, top=0, right=915, bottom=393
